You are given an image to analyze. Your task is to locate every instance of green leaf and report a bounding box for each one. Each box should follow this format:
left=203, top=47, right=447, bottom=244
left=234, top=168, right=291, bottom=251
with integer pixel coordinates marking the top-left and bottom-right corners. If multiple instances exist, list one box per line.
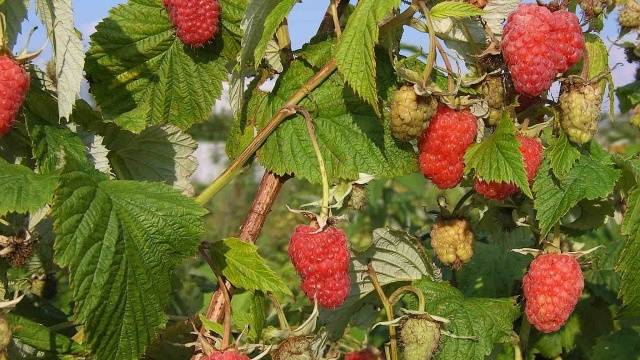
left=412, top=278, right=520, bottom=360
left=534, top=142, right=620, bottom=236
left=198, top=314, right=224, bottom=335
left=241, top=0, right=298, bottom=70
left=256, top=57, right=416, bottom=183
left=547, top=132, right=580, bottom=179
left=458, top=227, right=534, bottom=298
left=0, top=159, right=58, bottom=215
left=430, top=1, right=484, bottom=19
left=464, top=115, right=531, bottom=197
left=231, top=291, right=266, bottom=341
left=103, top=125, right=197, bottom=195
left=616, top=81, right=640, bottom=114
left=52, top=168, right=206, bottom=360
left=335, top=0, right=400, bottom=112
left=529, top=314, right=580, bottom=358
left=85, top=0, right=244, bottom=132
left=209, top=238, right=292, bottom=296
left=31, top=125, right=89, bottom=175
left=618, top=186, right=640, bottom=317
left=0, top=0, right=29, bottom=48
left=590, top=328, right=640, bottom=360
left=36, top=0, right=85, bottom=119
left=322, top=228, right=433, bottom=338
left=8, top=313, right=85, bottom=355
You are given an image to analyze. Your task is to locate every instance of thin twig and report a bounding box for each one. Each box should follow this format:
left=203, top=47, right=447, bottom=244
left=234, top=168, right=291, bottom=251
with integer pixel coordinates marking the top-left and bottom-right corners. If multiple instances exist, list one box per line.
left=418, top=1, right=437, bottom=86
left=195, top=59, right=337, bottom=206
left=330, top=0, right=342, bottom=38
left=367, top=263, right=398, bottom=360
left=435, top=40, right=455, bottom=93
left=388, top=285, right=426, bottom=312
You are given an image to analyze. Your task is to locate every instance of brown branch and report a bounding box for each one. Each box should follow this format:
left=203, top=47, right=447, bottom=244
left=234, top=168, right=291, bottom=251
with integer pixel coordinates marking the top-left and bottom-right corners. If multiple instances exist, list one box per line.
left=192, top=171, right=288, bottom=359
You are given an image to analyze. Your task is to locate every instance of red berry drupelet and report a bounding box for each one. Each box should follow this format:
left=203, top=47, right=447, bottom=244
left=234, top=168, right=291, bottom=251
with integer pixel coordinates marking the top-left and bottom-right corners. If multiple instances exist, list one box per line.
left=474, top=135, right=543, bottom=200
left=418, top=106, right=477, bottom=189
left=501, top=4, right=584, bottom=96
left=523, top=253, right=584, bottom=333
left=207, top=350, right=249, bottom=360
left=0, top=55, right=30, bottom=136
left=163, top=0, right=221, bottom=47
left=289, top=225, right=351, bottom=309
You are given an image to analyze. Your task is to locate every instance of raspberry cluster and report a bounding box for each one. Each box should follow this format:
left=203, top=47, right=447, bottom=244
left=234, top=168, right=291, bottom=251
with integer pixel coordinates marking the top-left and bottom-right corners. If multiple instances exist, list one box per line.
left=430, top=218, right=474, bottom=268
left=345, top=348, right=381, bottom=360
left=0, top=55, right=30, bottom=136
left=289, top=225, right=351, bottom=308
left=390, top=86, right=437, bottom=141
left=523, top=253, right=584, bottom=333
left=163, top=0, right=221, bottom=47
left=474, top=135, right=543, bottom=200
left=502, top=4, right=584, bottom=96
left=207, top=350, right=249, bottom=360
left=419, top=106, right=477, bottom=189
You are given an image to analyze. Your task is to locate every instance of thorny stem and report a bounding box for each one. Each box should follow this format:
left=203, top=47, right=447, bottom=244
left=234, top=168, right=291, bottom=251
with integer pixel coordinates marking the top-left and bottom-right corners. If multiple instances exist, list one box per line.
left=193, top=172, right=287, bottom=360
left=195, top=59, right=338, bottom=206
left=418, top=1, right=438, bottom=87
left=367, top=263, right=398, bottom=360
left=388, top=285, right=426, bottom=312
left=295, top=106, right=330, bottom=218
left=330, top=0, right=342, bottom=38
left=218, top=277, right=232, bottom=350
left=435, top=41, right=455, bottom=93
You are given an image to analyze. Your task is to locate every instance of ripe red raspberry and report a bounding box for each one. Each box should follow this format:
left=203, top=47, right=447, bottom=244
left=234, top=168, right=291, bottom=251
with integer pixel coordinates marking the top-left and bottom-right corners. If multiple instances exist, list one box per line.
left=207, top=350, right=249, bottom=360
left=523, top=253, right=584, bottom=333
left=502, top=4, right=584, bottom=96
left=289, top=225, right=351, bottom=308
left=418, top=106, right=477, bottom=189
left=474, top=134, right=543, bottom=200
left=345, top=348, right=382, bottom=360
left=163, top=0, right=221, bottom=47
left=0, top=55, right=29, bottom=136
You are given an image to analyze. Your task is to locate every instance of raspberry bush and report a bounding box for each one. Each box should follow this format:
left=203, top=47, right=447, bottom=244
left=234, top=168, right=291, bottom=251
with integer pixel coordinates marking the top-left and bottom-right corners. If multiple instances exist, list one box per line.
left=0, top=0, right=639, bottom=359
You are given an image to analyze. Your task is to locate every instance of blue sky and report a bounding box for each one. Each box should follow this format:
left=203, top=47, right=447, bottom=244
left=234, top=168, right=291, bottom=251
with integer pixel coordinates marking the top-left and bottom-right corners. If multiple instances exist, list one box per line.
left=16, top=0, right=637, bottom=111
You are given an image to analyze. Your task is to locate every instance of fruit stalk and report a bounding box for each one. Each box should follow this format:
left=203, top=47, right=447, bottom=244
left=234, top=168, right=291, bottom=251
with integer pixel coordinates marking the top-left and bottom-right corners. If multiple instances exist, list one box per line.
left=418, top=1, right=438, bottom=86
left=297, top=106, right=330, bottom=217
left=195, top=59, right=337, bottom=206
left=367, top=263, right=399, bottom=360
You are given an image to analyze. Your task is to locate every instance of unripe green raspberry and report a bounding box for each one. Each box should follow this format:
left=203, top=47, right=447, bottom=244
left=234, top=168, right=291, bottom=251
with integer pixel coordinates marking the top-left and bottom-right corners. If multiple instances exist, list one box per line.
left=347, top=184, right=368, bottom=211
left=631, top=105, right=640, bottom=128
left=560, top=84, right=602, bottom=144
left=400, top=315, right=441, bottom=360
left=619, top=0, right=640, bottom=28
left=350, top=232, right=373, bottom=252
left=390, top=86, right=437, bottom=141
left=272, top=336, right=316, bottom=360
left=430, top=218, right=474, bottom=268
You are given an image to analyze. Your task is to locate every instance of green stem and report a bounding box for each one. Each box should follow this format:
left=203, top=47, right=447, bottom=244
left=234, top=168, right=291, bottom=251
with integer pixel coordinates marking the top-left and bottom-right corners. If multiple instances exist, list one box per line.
left=452, top=190, right=474, bottom=217
left=418, top=1, right=437, bottom=86
left=379, top=1, right=419, bottom=34
left=435, top=40, right=455, bottom=93
left=367, top=263, right=398, bottom=360
left=268, top=293, right=290, bottom=330
left=195, top=59, right=338, bottom=206
left=330, top=0, right=342, bottom=38
left=296, top=106, right=330, bottom=218
left=388, top=285, right=426, bottom=313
